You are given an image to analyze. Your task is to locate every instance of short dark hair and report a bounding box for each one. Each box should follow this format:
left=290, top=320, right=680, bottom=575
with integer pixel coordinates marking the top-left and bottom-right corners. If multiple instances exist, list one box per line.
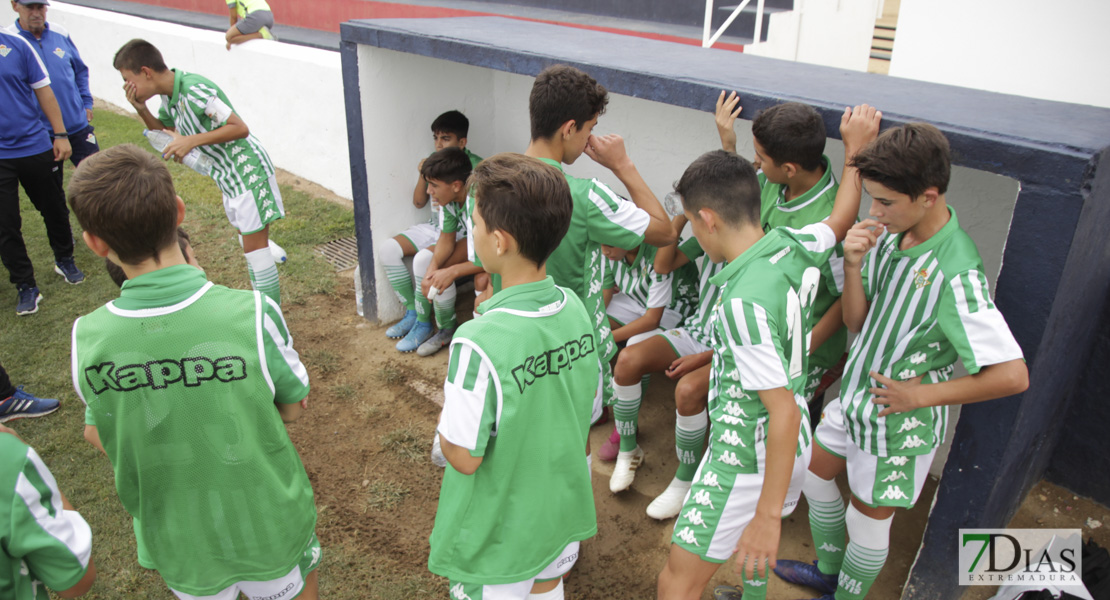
left=529, top=65, right=609, bottom=141
left=421, top=147, right=473, bottom=184
left=106, top=228, right=192, bottom=287
left=431, top=110, right=469, bottom=138
left=470, top=153, right=572, bottom=267
left=68, top=144, right=179, bottom=265
left=113, top=39, right=168, bottom=73
left=675, top=150, right=761, bottom=227
left=751, top=102, right=826, bottom=171
left=851, top=122, right=951, bottom=198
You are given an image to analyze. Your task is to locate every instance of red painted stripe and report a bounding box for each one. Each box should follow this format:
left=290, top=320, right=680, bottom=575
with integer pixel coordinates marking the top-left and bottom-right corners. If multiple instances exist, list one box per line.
left=112, top=0, right=743, bottom=52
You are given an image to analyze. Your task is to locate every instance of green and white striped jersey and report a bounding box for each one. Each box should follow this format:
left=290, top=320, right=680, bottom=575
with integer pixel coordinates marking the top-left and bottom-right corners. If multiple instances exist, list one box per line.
left=0, top=435, right=92, bottom=600
left=705, top=223, right=837, bottom=473
left=427, top=148, right=482, bottom=230
left=436, top=200, right=466, bottom=236
left=839, top=207, right=1023, bottom=456
left=758, top=158, right=847, bottom=371
left=430, top=277, right=599, bottom=584
left=678, top=236, right=726, bottom=347
left=157, top=71, right=276, bottom=210
left=605, top=243, right=699, bottom=319
left=536, top=158, right=650, bottom=362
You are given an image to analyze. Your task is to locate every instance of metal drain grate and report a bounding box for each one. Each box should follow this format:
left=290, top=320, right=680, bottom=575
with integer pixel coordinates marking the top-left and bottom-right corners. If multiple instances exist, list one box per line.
left=314, top=236, right=359, bottom=271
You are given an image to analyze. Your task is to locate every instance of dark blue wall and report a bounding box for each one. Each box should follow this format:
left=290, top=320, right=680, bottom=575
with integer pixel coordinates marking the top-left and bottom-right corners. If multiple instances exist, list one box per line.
left=341, top=17, right=1110, bottom=599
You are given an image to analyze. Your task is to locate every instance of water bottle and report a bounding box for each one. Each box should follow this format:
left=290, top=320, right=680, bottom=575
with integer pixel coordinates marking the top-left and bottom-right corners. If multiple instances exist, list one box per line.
left=268, top=239, right=287, bottom=263
left=143, top=129, right=215, bottom=176
left=354, top=265, right=364, bottom=317
left=662, top=191, right=685, bottom=217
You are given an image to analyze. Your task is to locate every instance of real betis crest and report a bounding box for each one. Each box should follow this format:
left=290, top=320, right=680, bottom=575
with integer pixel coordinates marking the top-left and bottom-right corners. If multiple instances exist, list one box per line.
left=0, top=44, right=11, bottom=58
left=912, top=268, right=931, bottom=289
left=53, top=47, right=66, bottom=59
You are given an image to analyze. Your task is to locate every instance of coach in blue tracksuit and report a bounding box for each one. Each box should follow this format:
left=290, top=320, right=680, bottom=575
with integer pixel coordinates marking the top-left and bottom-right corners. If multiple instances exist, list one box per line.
left=8, top=0, right=99, bottom=185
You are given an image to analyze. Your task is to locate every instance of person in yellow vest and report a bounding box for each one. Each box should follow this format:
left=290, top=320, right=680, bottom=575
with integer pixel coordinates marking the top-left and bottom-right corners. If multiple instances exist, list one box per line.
left=224, top=0, right=274, bottom=50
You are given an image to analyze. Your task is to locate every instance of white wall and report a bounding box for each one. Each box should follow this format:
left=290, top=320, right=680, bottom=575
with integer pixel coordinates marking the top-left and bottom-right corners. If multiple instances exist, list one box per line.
left=890, top=0, right=1110, bottom=109
left=45, top=2, right=351, bottom=199
left=744, top=0, right=881, bottom=72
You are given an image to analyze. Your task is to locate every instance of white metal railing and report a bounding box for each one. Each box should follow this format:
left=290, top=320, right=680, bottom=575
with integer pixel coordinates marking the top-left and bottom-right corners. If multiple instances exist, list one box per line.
left=703, top=0, right=765, bottom=48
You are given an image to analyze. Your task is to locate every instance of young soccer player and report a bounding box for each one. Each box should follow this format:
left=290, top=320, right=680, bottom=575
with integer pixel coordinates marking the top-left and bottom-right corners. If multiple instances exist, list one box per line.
left=718, top=92, right=851, bottom=429
left=657, top=105, right=880, bottom=600
left=524, top=64, right=676, bottom=426
left=381, top=110, right=482, bottom=338
left=113, top=38, right=285, bottom=304
left=225, top=0, right=275, bottom=49
left=0, top=423, right=97, bottom=599
left=398, top=146, right=480, bottom=355
left=69, top=144, right=320, bottom=600
left=772, top=123, right=1028, bottom=600
left=429, top=153, right=600, bottom=600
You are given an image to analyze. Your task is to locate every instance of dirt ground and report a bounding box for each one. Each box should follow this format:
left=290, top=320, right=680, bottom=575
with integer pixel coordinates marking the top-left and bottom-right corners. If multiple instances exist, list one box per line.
left=282, top=272, right=957, bottom=599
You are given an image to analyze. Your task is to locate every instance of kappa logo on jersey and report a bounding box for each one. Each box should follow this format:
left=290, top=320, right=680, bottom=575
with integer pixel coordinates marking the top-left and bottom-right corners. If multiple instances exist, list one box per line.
left=682, top=507, right=708, bottom=527
left=724, top=385, right=746, bottom=399
left=309, top=546, right=321, bottom=568
left=896, top=417, right=927, bottom=433
left=53, top=47, right=66, bottom=59
left=236, top=155, right=249, bottom=165
left=691, top=489, right=716, bottom=509
left=722, top=401, right=750, bottom=419
left=248, top=174, right=260, bottom=185
left=84, top=357, right=248, bottom=394
left=717, top=414, right=743, bottom=426
left=881, top=471, right=908, bottom=483
left=675, top=526, right=701, bottom=547
left=0, top=44, right=10, bottom=58
left=724, top=368, right=740, bottom=380
left=700, top=471, right=723, bottom=490
left=510, top=334, right=596, bottom=393
left=878, top=485, right=909, bottom=501
left=589, top=279, right=602, bottom=295
left=909, top=351, right=927, bottom=365
left=717, top=450, right=744, bottom=467
left=243, top=164, right=256, bottom=175
left=819, top=542, right=842, bottom=553
left=885, top=455, right=910, bottom=466
left=263, top=208, right=277, bottom=220
left=898, top=368, right=917, bottom=380
left=913, top=268, right=932, bottom=289
left=901, top=435, right=928, bottom=450
left=232, top=146, right=244, bottom=156
left=928, top=342, right=942, bottom=352
left=718, top=429, right=746, bottom=447
left=449, top=583, right=473, bottom=600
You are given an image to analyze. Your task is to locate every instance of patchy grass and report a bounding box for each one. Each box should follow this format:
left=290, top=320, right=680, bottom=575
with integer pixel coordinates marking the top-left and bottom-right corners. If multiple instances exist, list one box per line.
left=376, top=363, right=406, bottom=386
left=362, top=479, right=411, bottom=512
left=380, top=423, right=426, bottom=463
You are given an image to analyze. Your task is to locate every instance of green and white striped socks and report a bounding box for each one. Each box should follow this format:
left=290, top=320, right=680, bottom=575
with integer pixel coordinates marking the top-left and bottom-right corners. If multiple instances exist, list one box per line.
left=380, top=239, right=415, bottom=310
left=804, top=471, right=847, bottom=575
left=837, top=504, right=892, bottom=600
left=674, top=409, right=707, bottom=481
left=245, top=248, right=280, bottom=305
left=433, top=284, right=458, bottom=330
left=613, top=382, right=642, bottom=452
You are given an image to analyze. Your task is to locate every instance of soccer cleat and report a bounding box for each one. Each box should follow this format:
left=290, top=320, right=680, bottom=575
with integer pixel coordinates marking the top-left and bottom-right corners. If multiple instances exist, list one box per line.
left=609, top=446, right=644, bottom=493
left=646, top=477, right=693, bottom=520
left=385, top=310, right=418, bottom=338
left=712, top=585, right=743, bottom=600
left=598, top=426, right=620, bottom=461
left=417, top=327, right=455, bottom=357
left=0, top=386, right=60, bottom=423
left=54, top=257, right=85, bottom=284
left=15, top=285, right=42, bottom=315
left=773, top=560, right=838, bottom=596
left=396, top=321, right=433, bottom=353
left=430, top=434, right=447, bottom=468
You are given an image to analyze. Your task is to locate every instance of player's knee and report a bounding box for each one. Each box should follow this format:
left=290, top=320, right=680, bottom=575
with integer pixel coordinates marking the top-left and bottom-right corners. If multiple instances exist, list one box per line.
left=378, top=238, right=403, bottom=265
left=614, top=347, right=646, bottom=382
left=412, top=248, right=434, bottom=275
left=675, top=382, right=706, bottom=416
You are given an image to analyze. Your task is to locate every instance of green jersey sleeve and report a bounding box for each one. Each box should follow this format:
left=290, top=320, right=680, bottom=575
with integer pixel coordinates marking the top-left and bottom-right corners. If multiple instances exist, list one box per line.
left=3, top=438, right=92, bottom=595
left=156, top=99, right=174, bottom=130
left=678, top=236, right=704, bottom=262
left=824, top=243, right=846, bottom=297
left=440, top=202, right=463, bottom=235
left=718, top=297, right=790, bottom=392
left=439, top=338, right=500, bottom=457
left=185, top=83, right=235, bottom=129
left=936, top=269, right=1024, bottom=375
left=584, top=180, right=649, bottom=250
left=645, top=272, right=672, bottom=309
left=260, top=295, right=311, bottom=404
left=602, top=259, right=616, bottom=290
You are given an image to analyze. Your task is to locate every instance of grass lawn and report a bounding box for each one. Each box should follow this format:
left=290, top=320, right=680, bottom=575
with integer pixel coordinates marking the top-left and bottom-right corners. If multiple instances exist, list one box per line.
left=0, top=108, right=353, bottom=598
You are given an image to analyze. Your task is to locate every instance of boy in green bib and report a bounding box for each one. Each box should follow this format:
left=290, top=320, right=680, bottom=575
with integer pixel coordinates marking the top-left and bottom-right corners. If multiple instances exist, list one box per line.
left=429, top=153, right=600, bottom=600
left=68, top=145, right=320, bottom=600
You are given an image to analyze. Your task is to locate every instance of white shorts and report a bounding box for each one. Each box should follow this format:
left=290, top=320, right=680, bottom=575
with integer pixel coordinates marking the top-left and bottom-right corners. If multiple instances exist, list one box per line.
left=672, top=432, right=811, bottom=562
left=170, top=533, right=321, bottom=600
left=607, top=293, right=682, bottom=331
left=223, top=174, right=284, bottom=235
left=814, top=400, right=937, bottom=508
left=447, top=541, right=580, bottom=599
left=397, top=223, right=438, bottom=251
left=654, top=327, right=711, bottom=358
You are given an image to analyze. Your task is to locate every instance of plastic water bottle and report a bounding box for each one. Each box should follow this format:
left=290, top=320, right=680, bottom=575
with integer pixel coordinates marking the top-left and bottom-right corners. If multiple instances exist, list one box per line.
left=143, top=129, right=215, bottom=176
left=268, top=239, right=287, bottom=263
left=662, top=191, right=685, bottom=217
left=354, top=265, right=364, bottom=317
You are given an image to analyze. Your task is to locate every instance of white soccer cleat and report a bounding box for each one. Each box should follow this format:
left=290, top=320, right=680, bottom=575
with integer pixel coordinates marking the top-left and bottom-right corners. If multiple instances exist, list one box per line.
left=646, top=477, right=693, bottom=520
left=609, top=446, right=644, bottom=493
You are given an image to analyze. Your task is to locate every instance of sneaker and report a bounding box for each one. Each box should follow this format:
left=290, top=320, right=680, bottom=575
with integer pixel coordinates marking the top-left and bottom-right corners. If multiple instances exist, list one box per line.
left=712, top=585, right=743, bottom=600
left=598, top=426, right=620, bottom=461
left=54, top=257, right=85, bottom=284
left=386, top=310, right=418, bottom=338
left=609, top=446, right=644, bottom=493
left=15, top=285, right=42, bottom=315
left=773, top=559, right=838, bottom=595
left=0, top=386, right=60, bottom=423
left=417, top=327, right=455, bottom=357
left=646, top=477, right=693, bottom=520
left=397, top=321, right=433, bottom=353
left=430, top=434, right=447, bottom=468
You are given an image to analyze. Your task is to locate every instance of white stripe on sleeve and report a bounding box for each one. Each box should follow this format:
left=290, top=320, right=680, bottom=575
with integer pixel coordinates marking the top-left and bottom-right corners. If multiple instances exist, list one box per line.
left=588, top=182, right=651, bottom=236
left=439, top=341, right=495, bottom=451
left=17, top=448, right=93, bottom=568
left=950, top=274, right=1024, bottom=369
left=726, top=300, right=789, bottom=391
